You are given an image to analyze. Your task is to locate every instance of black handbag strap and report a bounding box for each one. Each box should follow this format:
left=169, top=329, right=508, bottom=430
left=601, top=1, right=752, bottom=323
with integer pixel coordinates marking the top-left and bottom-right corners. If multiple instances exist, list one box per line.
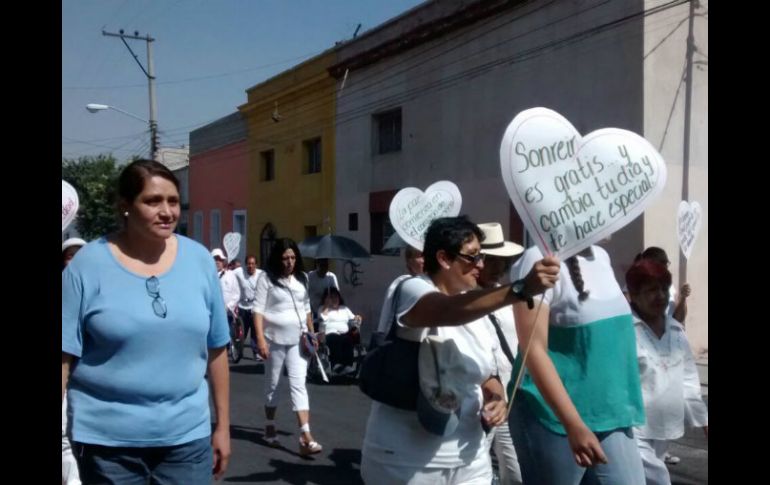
left=385, top=276, right=416, bottom=341
left=488, top=312, right=516, bottom=365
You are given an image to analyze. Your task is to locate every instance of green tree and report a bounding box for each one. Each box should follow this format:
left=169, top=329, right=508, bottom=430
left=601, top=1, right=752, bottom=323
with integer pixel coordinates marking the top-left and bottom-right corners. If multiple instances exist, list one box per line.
left=62, top=154, right=121, bottom=240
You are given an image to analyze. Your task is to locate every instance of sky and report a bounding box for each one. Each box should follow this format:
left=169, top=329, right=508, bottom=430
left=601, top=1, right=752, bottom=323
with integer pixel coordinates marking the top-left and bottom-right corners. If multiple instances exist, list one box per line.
left=62, top=0, right=426, bottom=161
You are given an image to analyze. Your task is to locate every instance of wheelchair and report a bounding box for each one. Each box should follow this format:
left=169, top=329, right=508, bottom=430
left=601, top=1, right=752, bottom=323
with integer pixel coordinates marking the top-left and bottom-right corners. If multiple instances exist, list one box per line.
left=306, top=319, right=367, bottom=383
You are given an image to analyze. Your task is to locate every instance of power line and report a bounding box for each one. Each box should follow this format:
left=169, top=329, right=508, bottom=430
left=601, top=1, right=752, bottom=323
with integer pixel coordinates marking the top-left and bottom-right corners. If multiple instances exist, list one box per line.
left=62, top=50, right=324, bottom=90
left=179, top=0, right=689, bottom=155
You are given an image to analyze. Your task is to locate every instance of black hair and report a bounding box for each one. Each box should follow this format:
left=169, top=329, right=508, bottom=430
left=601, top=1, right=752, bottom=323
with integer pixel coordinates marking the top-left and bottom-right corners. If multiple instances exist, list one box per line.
left=118, top=159, right=180, bottom=203
left=423, top=216, right=484, bottom=275
left=321, top=286, right=345, bottom=307
left=265, top=238, right=307, bottom=288
left=640, top=246, right=670, bottom=266
left=566, top=256, right=590, bottom=302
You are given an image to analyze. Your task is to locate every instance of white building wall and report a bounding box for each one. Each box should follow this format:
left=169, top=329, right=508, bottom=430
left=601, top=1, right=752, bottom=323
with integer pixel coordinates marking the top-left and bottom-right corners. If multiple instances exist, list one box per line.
left=333, top=0, right=705, bottom=360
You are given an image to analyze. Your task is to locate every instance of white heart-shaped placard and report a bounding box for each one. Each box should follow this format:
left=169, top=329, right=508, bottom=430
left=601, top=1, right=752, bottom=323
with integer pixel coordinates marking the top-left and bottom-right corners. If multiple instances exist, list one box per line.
left=62, top=179, right=79, bottom=233
left=677, top=201, right=701, bottom=259
left=500, top=108, right=667, bottom=259
left=223, top=232, right=242, bottom=263
left=389, top=181, right=462, bottom=251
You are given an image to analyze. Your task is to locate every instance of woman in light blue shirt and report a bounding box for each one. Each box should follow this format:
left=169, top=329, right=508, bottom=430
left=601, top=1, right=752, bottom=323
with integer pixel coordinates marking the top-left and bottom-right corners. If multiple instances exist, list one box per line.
left=62, top=159, right=231, bottom=484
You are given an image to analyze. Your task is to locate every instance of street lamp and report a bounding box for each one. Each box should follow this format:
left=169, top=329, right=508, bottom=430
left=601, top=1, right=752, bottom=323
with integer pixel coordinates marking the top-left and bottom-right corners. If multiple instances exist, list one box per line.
left=85, top=103, right=158, bottom=160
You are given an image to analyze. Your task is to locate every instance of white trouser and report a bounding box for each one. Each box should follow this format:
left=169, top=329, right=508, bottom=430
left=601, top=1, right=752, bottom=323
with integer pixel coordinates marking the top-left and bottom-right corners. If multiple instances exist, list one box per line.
left=361, top=450, right=492, bottom=485
left=491, top=424, right=522, bottom=485
left=62, top=392, right=81, bottom=485
left=637, top=437, right=671, bottom=485
left=264, top=340, right=309, bottom=411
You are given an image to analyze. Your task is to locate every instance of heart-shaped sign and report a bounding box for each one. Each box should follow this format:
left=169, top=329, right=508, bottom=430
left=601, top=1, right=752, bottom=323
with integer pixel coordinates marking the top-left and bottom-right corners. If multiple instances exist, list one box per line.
left=62, top=179, right=79, bottom=233
left=677, top=201, right=702, bottom=259
left=500, top=108, right=667, bottom=260
left=223, top=232, right=242, bottom=263
left=389, top=181, right=462, bottom=251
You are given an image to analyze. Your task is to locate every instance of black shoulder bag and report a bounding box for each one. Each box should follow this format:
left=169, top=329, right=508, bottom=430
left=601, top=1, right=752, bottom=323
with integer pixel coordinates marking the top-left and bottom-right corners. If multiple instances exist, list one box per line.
left=358, top=277, right=420, bottom=410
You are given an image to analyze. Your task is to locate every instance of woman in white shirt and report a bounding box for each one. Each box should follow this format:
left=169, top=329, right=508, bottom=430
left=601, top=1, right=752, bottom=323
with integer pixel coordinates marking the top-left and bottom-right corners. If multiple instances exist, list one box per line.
left=625, top=259, right=708, bottom=485
left=254, top=238, right=322, bottom=456
left=360, top=216, right=559, bottom=485
left=318, top=286, right=362, bottom=375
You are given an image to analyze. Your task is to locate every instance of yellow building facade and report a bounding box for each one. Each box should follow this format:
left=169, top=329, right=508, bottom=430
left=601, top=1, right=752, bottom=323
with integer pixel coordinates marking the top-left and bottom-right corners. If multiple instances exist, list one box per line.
left=238, top=51, right=337, bottom=265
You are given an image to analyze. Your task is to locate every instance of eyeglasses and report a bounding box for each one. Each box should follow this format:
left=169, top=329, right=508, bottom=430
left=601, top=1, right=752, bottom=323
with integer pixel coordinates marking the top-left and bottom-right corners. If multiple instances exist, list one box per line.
left=454, top=252, right=485, bottom=265
left=145, top=276, right=167, bottom=318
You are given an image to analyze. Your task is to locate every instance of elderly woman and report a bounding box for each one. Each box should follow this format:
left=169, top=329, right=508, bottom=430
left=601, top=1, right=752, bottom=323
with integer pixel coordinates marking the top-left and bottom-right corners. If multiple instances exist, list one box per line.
left=360, top=216, right=559, bottom=485
left=62, top=159, right=231, bottom=483
left=318, top=286, right=362, bottom=375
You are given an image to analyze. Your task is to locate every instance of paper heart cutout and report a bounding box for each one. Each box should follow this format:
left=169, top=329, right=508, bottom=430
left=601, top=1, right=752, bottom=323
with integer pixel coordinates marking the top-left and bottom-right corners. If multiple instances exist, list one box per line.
left=677, top=201, right=702, bottom=260
left=389, top=181, right=462, bottom=251
left=223, top=232, right=242, bottom=263
left=62, top=180, right=79, bottom=233
left=500, top=107, right=667, bottom=260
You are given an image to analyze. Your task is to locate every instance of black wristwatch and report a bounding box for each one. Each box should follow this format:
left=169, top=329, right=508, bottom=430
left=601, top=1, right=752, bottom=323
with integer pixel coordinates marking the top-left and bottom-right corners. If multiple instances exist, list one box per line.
left=510, top=279, right=534, bottom=309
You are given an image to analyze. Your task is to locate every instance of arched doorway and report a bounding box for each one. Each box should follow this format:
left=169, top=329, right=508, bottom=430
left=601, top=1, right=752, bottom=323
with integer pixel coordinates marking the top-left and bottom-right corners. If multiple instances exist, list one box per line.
left=260, top=223, right=277, bottom=270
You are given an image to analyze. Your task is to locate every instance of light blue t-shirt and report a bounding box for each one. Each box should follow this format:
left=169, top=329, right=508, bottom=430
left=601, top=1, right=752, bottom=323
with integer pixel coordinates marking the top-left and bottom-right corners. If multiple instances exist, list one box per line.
left=62, top=235, right=230, bottom=447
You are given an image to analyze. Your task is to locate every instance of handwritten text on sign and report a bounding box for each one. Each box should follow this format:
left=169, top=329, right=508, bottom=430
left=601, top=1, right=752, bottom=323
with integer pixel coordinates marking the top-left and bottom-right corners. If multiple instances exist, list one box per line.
left=389, top=181, right=462, bottom=251
left=62, top=179, right=79, bottom=233
left=500, top=108, right=667, bottom=259
left=677, top=201, right=702, bottom=259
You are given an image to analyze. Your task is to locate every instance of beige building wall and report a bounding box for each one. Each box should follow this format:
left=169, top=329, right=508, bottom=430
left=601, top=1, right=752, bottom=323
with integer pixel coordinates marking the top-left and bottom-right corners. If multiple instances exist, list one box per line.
left=643, top=0, right=708, bottom=359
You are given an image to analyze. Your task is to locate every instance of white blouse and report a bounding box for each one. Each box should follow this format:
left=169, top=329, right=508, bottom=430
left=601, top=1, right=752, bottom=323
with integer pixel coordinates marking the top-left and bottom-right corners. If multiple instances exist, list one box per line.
left=319, top=306, right=355, bottom=335
left=633, top=314, right=708, bottom=440
left=254, top=273, right=311, bottom=345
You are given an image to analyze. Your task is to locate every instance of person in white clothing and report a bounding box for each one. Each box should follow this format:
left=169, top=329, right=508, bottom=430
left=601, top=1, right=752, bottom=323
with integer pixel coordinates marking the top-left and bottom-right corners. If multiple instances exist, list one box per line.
left=635, top=247, right=692, bottom=325
left=212, top=248, right=241, bottom=314
left=318, top=286, right=362, bottom=375
left=254, top=238, right=322, bottom=456
left=374, top=245, right=424, bottom=337
left=360, top=216, right=560, bottom=485
left=476, top=222, right=524, bottom=485
left=625, top=259, right=708, bottom=485
left=307, top=259, right=339, bottom=316
left=235, top=254, right=264, bottom=357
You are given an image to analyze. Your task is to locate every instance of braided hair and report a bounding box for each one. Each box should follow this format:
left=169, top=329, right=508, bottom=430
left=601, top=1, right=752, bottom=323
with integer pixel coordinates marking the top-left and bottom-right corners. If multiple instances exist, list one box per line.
left=565, top=255, right=590, bottom=302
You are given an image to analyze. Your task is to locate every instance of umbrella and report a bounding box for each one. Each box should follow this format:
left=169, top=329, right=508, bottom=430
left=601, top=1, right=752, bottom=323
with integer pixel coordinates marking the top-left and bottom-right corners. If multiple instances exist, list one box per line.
left=383, top=232, right=408, bottom=251
left=298, top=234, right=370, bottom=260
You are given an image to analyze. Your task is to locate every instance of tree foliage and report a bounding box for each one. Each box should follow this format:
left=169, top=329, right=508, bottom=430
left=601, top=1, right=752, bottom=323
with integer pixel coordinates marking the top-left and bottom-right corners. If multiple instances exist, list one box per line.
left=61, top=154, right=122, bottom=240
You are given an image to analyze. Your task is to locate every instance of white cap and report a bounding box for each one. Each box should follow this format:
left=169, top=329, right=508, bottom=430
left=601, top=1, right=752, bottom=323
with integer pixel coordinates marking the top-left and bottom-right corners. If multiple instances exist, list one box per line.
left=211, top=248, right=226, bottom=260
left=62, top=238, right=87, bottom=253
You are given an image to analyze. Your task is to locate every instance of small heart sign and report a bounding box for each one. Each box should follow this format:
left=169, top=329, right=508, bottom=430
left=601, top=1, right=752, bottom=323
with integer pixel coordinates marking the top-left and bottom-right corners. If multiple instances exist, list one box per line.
left=62, top=179, right=79, bottom=233
left=389, top=181, right=462, bottom=251
left=500, top=108, right=667, bottom=260
left=677, top=201, right=702, bottom=259
left=223, top=232, right=242, bottom=263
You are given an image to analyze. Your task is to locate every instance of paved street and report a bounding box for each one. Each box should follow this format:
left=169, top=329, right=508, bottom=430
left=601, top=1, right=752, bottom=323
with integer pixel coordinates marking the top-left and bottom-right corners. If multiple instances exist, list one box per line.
left=218, top=355, right=708, bottom=484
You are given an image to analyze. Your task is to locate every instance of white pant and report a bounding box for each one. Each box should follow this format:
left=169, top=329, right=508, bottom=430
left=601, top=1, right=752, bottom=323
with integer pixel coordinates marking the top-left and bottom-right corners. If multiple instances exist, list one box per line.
left=361, top=451, right=492, bottom=485
left=264, top=341, right=309, bottom=411
left=490, top=424, right=522, bottom=485
left=62, top=392, right=81, bottom=485
left=637, top=437, right=671, bottom=485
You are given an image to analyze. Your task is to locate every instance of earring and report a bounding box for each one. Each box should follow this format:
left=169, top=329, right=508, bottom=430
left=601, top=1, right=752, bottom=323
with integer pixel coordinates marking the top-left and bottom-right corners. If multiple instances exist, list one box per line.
left=123, top=211, right=129, bottom=217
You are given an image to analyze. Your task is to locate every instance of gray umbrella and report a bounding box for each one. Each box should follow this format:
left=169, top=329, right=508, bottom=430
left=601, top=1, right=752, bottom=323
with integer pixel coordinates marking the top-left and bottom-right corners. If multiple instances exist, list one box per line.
left=383, top=232, right=407, bottom=251
left=298, top=234, right=370, bottom=260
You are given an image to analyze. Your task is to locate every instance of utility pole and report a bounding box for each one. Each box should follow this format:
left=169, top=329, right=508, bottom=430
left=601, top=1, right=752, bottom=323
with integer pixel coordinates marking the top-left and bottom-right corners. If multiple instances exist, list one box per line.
left=678, top=0, right=696, bottom=287
left=102, top=29, right=158, bottom=161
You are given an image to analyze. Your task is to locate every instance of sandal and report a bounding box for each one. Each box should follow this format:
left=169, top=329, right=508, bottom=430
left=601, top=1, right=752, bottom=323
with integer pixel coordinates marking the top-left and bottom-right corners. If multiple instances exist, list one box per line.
left=299, top=437, right=323, bottom=455
left=264, top=424, right=280, bottom=448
